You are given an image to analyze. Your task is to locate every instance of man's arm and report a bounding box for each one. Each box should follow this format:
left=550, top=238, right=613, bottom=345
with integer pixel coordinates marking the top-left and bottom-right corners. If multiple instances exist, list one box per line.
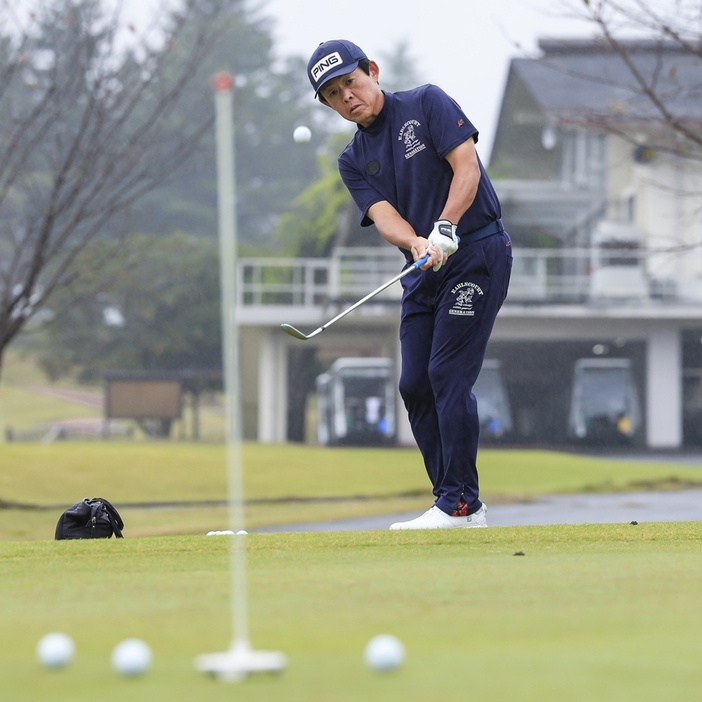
left=424, top=137, right=482, bottom=270
left=367, top=200, right=440, bottom=271
left=439, top=137, right=481, bottom=224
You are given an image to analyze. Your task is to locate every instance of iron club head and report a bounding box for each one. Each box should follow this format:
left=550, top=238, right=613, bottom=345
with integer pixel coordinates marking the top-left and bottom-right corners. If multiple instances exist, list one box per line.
left=280, top=323, right=312, bottom=340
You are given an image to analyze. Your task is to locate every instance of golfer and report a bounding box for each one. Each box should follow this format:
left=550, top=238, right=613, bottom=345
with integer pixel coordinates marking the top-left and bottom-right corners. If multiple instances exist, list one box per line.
left=307, top=40, right=512, bottom=528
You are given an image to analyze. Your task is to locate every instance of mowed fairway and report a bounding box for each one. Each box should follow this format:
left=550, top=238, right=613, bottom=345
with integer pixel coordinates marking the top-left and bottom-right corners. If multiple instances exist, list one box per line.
left=2, top=442, right=702, bottom=540
left=2, top=443, right=702, bottom=700
left=2, top=523, right=702, bottom=702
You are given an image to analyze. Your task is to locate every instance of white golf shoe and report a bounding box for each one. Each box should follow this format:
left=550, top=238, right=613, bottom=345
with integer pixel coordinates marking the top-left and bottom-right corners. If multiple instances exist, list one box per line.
left=389, top=504, right=487, bottom=530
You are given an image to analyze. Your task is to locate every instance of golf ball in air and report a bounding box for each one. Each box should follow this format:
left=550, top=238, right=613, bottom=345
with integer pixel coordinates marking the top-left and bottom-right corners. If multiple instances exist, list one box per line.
left=37, top=632, right=75, bottom=668
left=293, top=125, right=312, bottom=143
left=111, top=638, right=152, bottom=676
left=364, top=634, right=405, bottom=671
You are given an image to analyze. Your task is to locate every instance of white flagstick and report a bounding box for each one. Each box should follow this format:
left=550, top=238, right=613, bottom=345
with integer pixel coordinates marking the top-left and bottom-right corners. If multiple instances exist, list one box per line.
left=195, top=72, right=286, bottom=682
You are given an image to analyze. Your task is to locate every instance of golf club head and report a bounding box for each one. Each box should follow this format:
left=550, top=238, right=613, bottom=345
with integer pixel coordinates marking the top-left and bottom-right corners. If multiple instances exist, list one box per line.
left=280, top=323, right=311, bottom=340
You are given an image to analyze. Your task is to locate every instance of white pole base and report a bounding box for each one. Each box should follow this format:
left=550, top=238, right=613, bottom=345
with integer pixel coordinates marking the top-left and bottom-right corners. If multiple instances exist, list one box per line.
left=194, top=640, right=287, bottom=682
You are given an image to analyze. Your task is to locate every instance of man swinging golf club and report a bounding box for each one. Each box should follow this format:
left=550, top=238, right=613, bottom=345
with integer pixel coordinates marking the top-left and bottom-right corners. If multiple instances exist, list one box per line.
left=307, top=40, right=512, bottom=529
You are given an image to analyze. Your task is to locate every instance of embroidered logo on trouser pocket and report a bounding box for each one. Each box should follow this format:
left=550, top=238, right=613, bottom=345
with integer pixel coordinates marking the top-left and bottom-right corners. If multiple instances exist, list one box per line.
left=449, top=282, right=484, bottom=316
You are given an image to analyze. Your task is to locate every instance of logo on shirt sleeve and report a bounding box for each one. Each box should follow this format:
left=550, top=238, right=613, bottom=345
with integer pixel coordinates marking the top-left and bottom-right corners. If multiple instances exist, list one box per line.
left=398, top=120, right=426, bottom=160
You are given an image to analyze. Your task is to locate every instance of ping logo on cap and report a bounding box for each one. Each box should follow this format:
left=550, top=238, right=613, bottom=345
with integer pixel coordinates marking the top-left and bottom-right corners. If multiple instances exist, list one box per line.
left=311, top=51, right=342, bottom=84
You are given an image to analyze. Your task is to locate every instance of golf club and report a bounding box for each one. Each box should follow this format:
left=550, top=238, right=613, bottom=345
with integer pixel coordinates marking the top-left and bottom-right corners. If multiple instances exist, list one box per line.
left=281, top=251, right=431, bottom=340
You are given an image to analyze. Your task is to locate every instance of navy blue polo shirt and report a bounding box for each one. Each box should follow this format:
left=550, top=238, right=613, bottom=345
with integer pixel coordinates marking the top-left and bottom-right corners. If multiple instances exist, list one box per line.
left=338, top=85, right=501, bottom=257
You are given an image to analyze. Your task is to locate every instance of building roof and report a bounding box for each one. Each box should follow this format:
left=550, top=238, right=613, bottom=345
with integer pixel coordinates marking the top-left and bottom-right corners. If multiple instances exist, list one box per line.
left=513, top=38, right=702, bottom=127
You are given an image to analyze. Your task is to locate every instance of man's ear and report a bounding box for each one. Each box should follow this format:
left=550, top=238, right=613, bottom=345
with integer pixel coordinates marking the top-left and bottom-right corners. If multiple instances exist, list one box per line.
left=369, top=60, right=380, bottom=83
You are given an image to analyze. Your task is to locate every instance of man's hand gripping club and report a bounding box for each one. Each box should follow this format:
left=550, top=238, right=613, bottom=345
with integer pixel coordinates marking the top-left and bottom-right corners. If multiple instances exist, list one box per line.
left=426, top=219, right=459, bottom=271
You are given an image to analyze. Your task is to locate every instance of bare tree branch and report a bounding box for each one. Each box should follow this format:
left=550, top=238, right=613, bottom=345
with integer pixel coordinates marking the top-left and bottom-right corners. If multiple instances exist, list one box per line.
left=571, top=0, right=702, bottom=151
left=0, top=0, right=231, bottom=362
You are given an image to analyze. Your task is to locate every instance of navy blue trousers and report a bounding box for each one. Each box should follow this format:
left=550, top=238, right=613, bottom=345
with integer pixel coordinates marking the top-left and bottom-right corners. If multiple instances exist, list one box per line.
left=398, top=230, right=512, bottom=515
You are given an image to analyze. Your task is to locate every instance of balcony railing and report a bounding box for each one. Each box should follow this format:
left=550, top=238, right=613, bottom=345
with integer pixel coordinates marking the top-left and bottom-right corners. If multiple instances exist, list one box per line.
left=238, top=247, right=406, bottom=308
left=237, top=246, right=681, bottom=308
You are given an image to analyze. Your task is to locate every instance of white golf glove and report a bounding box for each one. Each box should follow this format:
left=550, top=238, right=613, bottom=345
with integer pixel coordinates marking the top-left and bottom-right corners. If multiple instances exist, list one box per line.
left=427, top=220, right=459, bottom=271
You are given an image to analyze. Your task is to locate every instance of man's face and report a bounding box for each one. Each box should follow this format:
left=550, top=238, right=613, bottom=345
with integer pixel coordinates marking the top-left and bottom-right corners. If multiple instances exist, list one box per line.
left=318, top=62, right=384, bottom=128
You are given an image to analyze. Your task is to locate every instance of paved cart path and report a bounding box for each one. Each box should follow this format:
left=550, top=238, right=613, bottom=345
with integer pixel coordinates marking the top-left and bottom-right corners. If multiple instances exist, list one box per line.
left=256, top=489, right=702, bottom=532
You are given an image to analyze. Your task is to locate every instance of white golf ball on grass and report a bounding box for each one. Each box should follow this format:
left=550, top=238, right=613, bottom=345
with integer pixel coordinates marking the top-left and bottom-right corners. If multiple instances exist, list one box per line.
left=293, top=125, right=312, bottom=143
left=111, top=638, right=152, bottom=676
left=36, top=632, right=75, bottom=669
left=364, top=634, right=405, bottom=672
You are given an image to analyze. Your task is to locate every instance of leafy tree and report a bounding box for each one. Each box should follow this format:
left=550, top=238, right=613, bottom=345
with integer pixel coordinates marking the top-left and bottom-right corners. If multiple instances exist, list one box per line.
left=33, top=233, right=222, bottom=381
left=131, top=11, right=328, bottom=249
left=274, top=133, right=354, bottom=257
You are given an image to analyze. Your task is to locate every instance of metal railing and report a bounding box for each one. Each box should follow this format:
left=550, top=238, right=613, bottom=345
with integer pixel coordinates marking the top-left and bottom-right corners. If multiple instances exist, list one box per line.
left=238, top=247, right=406, bottom=308
left=237, top=246, right=682, bottom=308
left=239, top=258, right=330, bottom=307
left=510, top=248, right=592, bottom=301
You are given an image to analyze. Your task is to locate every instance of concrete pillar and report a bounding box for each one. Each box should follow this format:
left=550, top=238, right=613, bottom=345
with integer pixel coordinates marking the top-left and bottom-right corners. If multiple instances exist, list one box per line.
left=646, top=325, right=682, bottom=448
left=257, top=330, right=288, bottom=443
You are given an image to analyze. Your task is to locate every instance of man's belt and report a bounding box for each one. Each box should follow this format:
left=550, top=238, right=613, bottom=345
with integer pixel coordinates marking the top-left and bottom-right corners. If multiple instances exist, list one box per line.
left=459, top=218, right=504, bottom=245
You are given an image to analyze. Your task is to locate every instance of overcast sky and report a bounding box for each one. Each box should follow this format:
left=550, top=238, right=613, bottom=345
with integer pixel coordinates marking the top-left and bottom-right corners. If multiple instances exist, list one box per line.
left=259, top=0, right=594, bottom=158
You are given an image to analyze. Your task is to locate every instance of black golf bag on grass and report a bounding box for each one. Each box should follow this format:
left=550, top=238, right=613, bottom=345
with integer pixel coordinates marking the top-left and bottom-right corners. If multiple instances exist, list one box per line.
left=55, top=497, right=124, bottom=540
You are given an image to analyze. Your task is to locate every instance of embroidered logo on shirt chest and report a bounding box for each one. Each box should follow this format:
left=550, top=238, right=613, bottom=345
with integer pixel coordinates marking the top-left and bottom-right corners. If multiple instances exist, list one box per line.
left=398, top=120, right=426, bottom=160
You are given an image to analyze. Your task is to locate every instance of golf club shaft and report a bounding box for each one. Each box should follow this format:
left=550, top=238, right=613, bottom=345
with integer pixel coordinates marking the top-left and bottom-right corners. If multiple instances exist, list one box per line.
left=319, top=253, right=430, bottom=328
left=281, top=252, right=430, bottom=340
left=279, top=237, right=469, bottom=340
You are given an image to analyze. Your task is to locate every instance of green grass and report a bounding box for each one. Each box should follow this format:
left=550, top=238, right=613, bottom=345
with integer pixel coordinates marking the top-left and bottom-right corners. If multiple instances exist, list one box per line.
left=2, top=524, right=702, bottom=701
left=3, top=353, right=701, bottom=700
left=0, top=347, right=226, bottom=439
left=2, top=442, right=702, bottom=540
left=4, top=347, right=702, bottom=539
left=0, top=383, right=102, bottom=430
left=3, top=443, right=702, bottom=506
